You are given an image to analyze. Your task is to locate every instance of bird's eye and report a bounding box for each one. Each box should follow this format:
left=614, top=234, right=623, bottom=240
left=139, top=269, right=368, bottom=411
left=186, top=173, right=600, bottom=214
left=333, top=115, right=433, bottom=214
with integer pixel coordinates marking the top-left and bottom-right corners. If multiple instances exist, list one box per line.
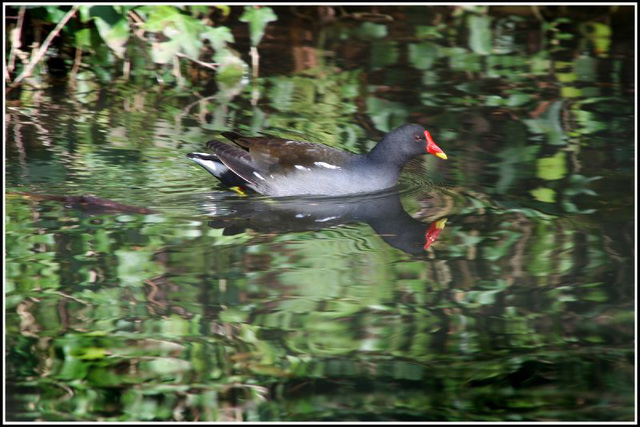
left=414, top=134, right=421, bottom=142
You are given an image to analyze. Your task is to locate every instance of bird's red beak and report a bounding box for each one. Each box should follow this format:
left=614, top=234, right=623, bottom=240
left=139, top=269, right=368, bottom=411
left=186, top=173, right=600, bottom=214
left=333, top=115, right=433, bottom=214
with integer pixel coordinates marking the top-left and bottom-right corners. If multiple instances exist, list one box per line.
left=425, top=130, right=447, bottom=160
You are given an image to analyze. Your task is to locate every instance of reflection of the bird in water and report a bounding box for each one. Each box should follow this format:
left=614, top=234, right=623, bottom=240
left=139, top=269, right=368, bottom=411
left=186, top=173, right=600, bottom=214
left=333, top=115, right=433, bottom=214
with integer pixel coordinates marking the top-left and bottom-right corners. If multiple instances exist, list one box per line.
left=202, top=188, right=448, bottom=255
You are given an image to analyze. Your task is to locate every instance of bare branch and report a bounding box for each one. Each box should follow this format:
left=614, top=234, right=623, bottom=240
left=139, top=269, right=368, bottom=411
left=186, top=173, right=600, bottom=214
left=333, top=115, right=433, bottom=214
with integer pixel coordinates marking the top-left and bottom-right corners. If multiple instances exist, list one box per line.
left=175, top=52, right=218, bottom=71
left=9, top=5, right=80, bottom=89
left=8, top=6, right=26, bottom=73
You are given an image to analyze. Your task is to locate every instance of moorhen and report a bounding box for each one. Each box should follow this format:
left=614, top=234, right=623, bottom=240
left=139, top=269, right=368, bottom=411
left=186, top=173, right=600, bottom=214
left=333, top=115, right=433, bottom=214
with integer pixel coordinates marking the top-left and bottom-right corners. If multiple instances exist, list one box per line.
left=187, top=123, right=447, bottom=197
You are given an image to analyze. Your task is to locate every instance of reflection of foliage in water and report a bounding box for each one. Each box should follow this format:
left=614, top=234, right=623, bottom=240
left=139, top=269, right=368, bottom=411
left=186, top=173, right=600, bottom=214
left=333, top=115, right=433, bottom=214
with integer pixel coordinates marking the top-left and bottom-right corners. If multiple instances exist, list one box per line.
left=5, top=6, right=634, bottom=422
left=264, top=70, right=366, bottom=150
left=5, top=193, right=634, bottom=420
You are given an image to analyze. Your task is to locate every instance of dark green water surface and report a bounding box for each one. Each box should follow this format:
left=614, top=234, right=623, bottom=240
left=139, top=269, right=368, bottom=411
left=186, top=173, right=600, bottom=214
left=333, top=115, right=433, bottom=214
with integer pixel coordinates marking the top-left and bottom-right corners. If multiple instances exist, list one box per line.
left=5, top=6, right=635, bottom=422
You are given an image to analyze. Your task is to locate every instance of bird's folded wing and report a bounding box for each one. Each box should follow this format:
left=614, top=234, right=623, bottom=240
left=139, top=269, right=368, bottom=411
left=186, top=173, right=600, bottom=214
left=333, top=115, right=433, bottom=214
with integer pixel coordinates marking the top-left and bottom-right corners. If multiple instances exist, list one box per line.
left=221, top=132, right=353, bottom=175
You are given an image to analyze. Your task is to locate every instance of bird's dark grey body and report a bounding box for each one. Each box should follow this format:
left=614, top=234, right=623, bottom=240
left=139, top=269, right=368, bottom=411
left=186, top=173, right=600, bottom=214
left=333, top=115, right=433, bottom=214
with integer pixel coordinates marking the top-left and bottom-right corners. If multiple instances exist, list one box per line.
left=187, top=124, right=446, bottom=197
left=241, top=155, right=401, bottom=197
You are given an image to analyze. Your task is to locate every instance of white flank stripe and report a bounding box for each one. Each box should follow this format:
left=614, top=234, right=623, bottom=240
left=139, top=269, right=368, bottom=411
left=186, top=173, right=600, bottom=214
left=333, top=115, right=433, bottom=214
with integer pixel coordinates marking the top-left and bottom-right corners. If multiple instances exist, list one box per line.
left=314, top=161, right=340, bottom=169
left=315, top=216, right=338, bottom=222
left=194, top=159, right=220, bottom=172
left=202, top=161, right=218, bottom=170
left=253, top=171, right=266, bottom=180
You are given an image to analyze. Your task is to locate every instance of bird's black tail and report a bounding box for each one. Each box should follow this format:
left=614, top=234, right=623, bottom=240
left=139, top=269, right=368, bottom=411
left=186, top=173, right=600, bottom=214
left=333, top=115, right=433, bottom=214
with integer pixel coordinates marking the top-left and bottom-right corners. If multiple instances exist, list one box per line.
left=186, top=152, right=247, bottom=188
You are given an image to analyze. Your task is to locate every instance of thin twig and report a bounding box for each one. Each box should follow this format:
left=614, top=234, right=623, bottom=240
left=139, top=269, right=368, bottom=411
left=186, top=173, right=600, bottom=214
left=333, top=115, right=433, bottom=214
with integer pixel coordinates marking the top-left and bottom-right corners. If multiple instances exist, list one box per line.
left=9, top=5, right=79, bottom=90
left=173, top=54, right=185, bottom=88
left=180, top=94, right=217, bottom=119
left=4, top=58, right=12, bottom=83
left=123, top=57, right=131, bottom=80
left=128, top=10, right=147, bottom=40
left=50, top=290, right=91, bottom=306
left=175, top=52, right=218, bottom=71
left=69, top=44, right=83, bottom=86
left=250, top=46, right=259, bottom=79
left=8, top=6, right=26, bottom=73
left=128, top=10, right=145, bottom=25
left=251, top=83, right=259, bottom=106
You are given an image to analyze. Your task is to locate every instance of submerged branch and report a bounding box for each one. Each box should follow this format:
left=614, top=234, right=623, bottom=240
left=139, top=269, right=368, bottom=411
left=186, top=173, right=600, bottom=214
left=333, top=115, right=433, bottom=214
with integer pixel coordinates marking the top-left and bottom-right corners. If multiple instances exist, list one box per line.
left=9, top=192, right=155, bottom=215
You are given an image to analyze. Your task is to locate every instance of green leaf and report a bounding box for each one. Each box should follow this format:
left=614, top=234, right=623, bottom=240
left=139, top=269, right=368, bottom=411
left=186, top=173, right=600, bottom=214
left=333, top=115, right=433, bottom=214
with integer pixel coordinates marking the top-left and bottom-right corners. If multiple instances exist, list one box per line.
left=139, top=7, right=207, bottom=62
left=371, top=41, right=399, bottom=69
left=579, top=22, right=611, bottom=54
left=468, top=14, right=492, bottom=55
left=75, top=347, right=108, bottom=360
left=173, top=30, right=202, bottom=58
left=75, top=28, right=92, bottom=48
left=507, top=93, right=531, bottom=107
left=113, top=5, right=137, bottom=15
left=44, top=6, right=68, bottom=22
left=240, top=6, right=277, bottom=47
left=150, top=39, right=180, bottom=64
left=140, top=5, right=182, bottom=32
left=408, top=42, right=438, bottom=70
left=173, top=12, right=205, bottom=42
left=144, top=358, right=192, bottom=376
left=215, top=5, right=231, bottom=17
left=354, top=22, right=388, bottom=40
left=536, top=152, right=567, bottom=181
left=219, top=308, right=250, bottom=323
left=531, top=187, right=556, bottom=203
left=202, top=26, right=235, bottom=51
left=213, top=48, right=247, bottom=86
left=188, top=5, right=210, bottom=16
left=415, top=25, right=443, bottom=39
left=93, top=15, right=130, bottom=58
left=78, top=5, right=93, bottom=23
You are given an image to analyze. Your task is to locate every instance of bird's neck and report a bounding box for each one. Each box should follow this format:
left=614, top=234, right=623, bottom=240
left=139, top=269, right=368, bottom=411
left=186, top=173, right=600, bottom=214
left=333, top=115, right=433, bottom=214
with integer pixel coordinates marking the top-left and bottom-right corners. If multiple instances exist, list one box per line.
left=366, top=136, right=408, bottom=168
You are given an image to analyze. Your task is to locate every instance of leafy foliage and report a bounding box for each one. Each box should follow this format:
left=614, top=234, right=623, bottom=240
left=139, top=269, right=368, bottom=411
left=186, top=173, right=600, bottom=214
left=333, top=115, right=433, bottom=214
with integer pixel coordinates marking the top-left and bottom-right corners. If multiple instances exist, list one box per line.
left=239, top=6, right=277, bottom=47
left=6, top=5, right=280, bottom=89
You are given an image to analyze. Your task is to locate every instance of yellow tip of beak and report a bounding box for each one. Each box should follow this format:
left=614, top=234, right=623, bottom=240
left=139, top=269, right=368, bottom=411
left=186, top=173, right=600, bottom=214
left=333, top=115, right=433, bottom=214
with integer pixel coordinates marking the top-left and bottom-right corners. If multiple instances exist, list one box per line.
left=435, top=152, right=448, bottom=160
left=435, top=218, right=447, bottom=229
